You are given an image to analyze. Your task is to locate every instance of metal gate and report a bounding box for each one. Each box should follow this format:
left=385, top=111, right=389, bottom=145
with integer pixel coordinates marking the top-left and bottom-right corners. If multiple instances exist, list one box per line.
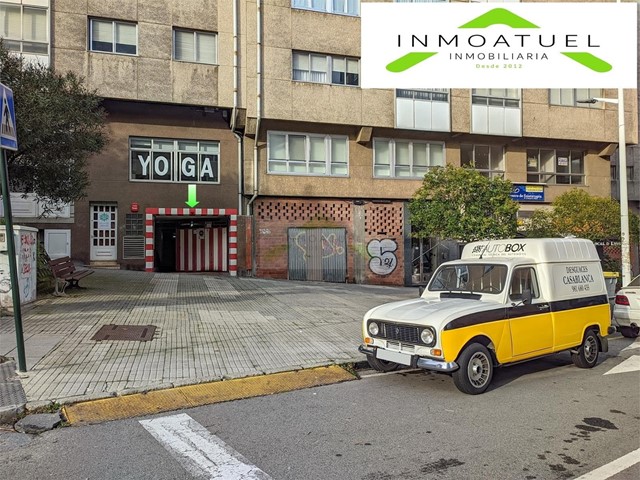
left=176, top=227, right=228, bottom=272
left=288, top=228, right=346, bottom=282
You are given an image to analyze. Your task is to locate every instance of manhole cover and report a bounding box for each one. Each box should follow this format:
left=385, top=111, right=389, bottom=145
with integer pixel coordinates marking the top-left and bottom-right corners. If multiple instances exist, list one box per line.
left=91, top=324, right=156, bottom=342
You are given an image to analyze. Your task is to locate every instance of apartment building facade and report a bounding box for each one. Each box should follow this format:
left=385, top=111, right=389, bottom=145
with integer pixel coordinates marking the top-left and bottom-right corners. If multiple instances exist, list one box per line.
left=1, top=0, right=637, bottom=285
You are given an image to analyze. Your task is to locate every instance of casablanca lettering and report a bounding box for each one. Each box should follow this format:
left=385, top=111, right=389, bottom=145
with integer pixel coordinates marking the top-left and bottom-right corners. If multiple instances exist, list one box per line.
left=563, top=265, right=594, bottom=285
left=563, top=274, right=595, bottom=285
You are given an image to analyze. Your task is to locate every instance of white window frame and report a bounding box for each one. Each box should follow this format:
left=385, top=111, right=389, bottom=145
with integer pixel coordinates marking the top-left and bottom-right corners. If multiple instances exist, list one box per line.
left=292, top=0, right=360, bottom=16
left=267, top=131, right=349, bottom=177
left=526, top=148, right=584, bottom=185
left=395, top=88, right=450, bottom=131
left=129, top=137, right=220, bottom=184
left=373, top=138, right=445, bottom=179
left=89, top=18, right=138, bottom=56
left=549, top=89, right=603, bottom=108
left=0, top=3, right=49, bottom=55
left=292, top=51, right=360, bottom=86
left=461, top=144, right=505, bottom=178
left=173, top=28, right=217, bottom=65
left=472, top=89, right=521, bottom=108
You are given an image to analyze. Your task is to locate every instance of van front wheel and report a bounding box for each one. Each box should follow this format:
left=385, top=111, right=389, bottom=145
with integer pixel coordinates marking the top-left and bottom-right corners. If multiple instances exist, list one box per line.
left=571, top=329, right=599, bottom=368
left=452, top=343, right=494, bottom=395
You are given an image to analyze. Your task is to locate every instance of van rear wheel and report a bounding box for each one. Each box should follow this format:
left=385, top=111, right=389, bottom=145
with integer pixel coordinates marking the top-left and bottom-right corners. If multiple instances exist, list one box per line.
left=571, top=328, right=600, bottom=368
left=452, top=343, right=494, bottom=395
left=366, top=355, right=399, bottom=372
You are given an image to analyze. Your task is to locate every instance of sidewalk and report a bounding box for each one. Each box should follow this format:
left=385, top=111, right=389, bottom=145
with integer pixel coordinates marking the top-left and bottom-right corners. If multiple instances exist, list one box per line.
left=0, top=269, right=415, bottom=413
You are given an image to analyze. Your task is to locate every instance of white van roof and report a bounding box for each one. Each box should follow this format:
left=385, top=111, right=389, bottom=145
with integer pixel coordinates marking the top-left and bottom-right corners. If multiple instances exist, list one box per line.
left=461, top=238, right=600, bottom=263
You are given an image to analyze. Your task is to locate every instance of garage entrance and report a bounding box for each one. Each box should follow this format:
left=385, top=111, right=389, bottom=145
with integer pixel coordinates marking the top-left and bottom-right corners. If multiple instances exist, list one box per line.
left=145, top=207, right=238, bottom=275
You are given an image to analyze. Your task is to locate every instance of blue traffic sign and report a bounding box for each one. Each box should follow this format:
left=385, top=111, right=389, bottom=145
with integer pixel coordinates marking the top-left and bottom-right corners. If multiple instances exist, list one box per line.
left=1, top=83, right=17, bottom=151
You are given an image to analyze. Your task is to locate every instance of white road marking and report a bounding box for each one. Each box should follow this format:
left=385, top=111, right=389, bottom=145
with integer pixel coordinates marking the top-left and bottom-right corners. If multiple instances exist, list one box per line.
left=574, top=448, right=640, bottom=480
left=604, top=355, right=640, bottom=375
left=140, top=413, right=271, bottom=480
left=621, top=337, right=640, bottom=352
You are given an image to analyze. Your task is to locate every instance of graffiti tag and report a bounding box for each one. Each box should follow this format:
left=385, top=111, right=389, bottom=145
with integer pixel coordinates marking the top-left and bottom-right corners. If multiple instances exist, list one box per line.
left=368, top=239, right=398, bottom=276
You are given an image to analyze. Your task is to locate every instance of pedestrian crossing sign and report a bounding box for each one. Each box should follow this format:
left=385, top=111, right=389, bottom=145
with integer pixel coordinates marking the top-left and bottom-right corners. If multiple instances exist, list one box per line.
left=1, top=83, right=17, bottom=151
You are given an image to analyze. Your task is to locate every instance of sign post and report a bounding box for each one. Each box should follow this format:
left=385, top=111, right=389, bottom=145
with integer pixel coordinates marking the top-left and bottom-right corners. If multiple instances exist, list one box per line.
left=1, top=82, right=26, bottom=373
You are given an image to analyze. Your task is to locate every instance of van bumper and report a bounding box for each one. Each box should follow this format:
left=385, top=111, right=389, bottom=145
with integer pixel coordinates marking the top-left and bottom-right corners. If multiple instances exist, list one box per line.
left=416, top=357, right=459, bottom=373
left=358, top=345, right=459, bottom=373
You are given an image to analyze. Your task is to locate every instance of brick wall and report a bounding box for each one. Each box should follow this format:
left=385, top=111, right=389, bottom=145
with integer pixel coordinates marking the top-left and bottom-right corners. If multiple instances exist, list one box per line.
left=254, top=198, right=406, bottom=285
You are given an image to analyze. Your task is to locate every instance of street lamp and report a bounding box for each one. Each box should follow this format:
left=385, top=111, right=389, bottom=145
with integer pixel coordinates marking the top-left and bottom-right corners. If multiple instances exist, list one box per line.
left=577, top=90, right=631, bottom=286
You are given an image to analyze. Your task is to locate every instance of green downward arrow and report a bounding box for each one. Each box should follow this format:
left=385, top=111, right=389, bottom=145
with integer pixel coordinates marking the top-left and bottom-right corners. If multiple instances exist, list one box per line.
left=185, top=184, right=199, bottom=207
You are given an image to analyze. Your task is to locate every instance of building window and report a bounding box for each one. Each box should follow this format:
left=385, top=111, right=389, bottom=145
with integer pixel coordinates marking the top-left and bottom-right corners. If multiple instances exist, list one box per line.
left=373, top=139, right=444, bottom=178
left=90, top=18, right=137, bottom=55
left=472, top=89, right=520, bottom=108
left=292, top=51, right=359, bottom=86
left=130, top=138, right=219, bottom=183
left=527, top=149, right=584, bottom=185
left=0, top=3, right=48, bottom=55
left=471, top=89, right=521, bottom=136
left=549, top=89, right=602, bottom=108
left=396, top=89, right=450, bottom=131
left=173, top=29, right=217, bottom=65
left=461, top=144, right=504, bottom=178
left=267, top=131, right=348, bottom=176
left=292, top=0, right=359, bottom=16
left=125, top=214, right=144, bottom=236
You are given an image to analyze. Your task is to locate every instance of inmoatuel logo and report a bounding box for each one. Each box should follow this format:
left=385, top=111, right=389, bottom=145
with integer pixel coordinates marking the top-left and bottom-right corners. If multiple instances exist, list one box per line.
left=361, top=3, right=637, bottom=89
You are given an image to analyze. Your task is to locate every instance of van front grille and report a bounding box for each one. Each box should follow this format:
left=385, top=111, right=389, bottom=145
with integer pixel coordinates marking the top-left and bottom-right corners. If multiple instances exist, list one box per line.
left=380, top=322, right=420, bottom=344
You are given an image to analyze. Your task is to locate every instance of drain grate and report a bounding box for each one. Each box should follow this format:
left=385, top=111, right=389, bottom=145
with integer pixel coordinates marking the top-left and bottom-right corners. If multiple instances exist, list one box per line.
left=91, top=324, right=156, bottom=342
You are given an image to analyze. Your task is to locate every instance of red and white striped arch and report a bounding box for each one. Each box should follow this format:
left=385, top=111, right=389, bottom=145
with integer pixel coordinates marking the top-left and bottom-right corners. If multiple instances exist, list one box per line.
left=145, top=207, right=238, bottom=276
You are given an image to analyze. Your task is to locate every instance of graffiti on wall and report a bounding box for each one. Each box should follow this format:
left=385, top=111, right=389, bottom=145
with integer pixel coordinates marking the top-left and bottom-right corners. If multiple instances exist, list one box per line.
left=293, top=231, right=345, bottom=261
left=20, top=233, right=36, bottom=276
left=0, top=269, right=10, bottom=293
left=367, top=239, right=398, bottom=276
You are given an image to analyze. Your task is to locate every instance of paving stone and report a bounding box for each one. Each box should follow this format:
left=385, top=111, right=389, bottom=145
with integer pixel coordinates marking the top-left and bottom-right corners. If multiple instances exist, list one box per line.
left=14, top=413, right=61, bottom=434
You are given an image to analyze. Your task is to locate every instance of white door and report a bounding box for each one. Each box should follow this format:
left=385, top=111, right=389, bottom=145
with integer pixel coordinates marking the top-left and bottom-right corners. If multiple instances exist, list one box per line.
left=90, top=204, right=117, bottom=261
left=44, top=229, right=71, bottom=259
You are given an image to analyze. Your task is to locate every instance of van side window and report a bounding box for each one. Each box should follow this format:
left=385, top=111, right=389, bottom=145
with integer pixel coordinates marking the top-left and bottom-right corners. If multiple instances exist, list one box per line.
left=509, top=268, right=540, bottom=301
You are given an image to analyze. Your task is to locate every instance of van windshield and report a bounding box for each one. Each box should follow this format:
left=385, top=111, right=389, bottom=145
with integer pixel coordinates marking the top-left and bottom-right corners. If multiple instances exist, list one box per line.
left=428, top=264, right=508, bottom=294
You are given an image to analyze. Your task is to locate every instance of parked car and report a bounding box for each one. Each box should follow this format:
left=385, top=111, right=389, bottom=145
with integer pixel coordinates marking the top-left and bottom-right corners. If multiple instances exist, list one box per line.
left=613, top=275, right=640, bottom=338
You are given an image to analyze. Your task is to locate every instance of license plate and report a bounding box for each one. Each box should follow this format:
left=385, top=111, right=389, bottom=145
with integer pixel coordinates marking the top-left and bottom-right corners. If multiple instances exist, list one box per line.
left=376, top=348, right=412, bottom=366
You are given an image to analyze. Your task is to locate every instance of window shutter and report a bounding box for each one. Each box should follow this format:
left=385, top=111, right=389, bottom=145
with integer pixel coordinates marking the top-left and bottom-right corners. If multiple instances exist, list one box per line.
left=175, top=30, right=194, bottom=61
left=196, top=33, right=216, bottom=64
left=23, top=7, right=47, bottom=42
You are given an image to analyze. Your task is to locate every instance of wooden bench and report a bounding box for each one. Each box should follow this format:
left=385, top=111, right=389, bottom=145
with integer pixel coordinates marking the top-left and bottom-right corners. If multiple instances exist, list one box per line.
left=47, top=256, right=95, bottom=296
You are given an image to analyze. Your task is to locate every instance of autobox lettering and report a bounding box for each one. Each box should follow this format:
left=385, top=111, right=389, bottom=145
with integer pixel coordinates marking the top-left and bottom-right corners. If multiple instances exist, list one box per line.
left=361, top=3, right=637, bottom=88
left=470, top=242, right=526, bottom=256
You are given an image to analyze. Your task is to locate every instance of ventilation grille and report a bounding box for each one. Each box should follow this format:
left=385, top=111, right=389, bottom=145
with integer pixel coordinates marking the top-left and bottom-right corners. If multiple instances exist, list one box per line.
left=365, top=204, right=403, bottom=236
left=123, top=236, right=145, bottom=259
left=256, top=200, right=352, bottom=223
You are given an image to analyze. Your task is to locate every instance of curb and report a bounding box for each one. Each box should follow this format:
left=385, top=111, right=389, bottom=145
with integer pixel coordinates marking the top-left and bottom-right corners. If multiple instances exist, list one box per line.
left=0, top=360, right=27, bottom=426
left=0, top=403, right=26, bottom=425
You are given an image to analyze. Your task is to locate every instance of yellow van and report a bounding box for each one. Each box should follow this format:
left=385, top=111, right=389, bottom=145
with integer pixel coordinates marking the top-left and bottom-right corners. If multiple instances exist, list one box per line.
left=359, top=238, right=614, bottom=394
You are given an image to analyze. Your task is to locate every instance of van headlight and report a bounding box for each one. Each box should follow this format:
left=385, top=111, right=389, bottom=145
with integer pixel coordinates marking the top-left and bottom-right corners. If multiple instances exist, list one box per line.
left=368, top=322, right=379, bottom=336
left=421, top=328, right=435, bottom=345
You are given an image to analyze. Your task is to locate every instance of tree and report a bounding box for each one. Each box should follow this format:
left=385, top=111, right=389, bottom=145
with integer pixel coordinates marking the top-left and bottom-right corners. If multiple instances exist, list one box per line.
left=409, top=164, right=519, bottom=243
left=525, top=188, right=640, bottom=242
left=0, top=42, right=107, bottom=208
